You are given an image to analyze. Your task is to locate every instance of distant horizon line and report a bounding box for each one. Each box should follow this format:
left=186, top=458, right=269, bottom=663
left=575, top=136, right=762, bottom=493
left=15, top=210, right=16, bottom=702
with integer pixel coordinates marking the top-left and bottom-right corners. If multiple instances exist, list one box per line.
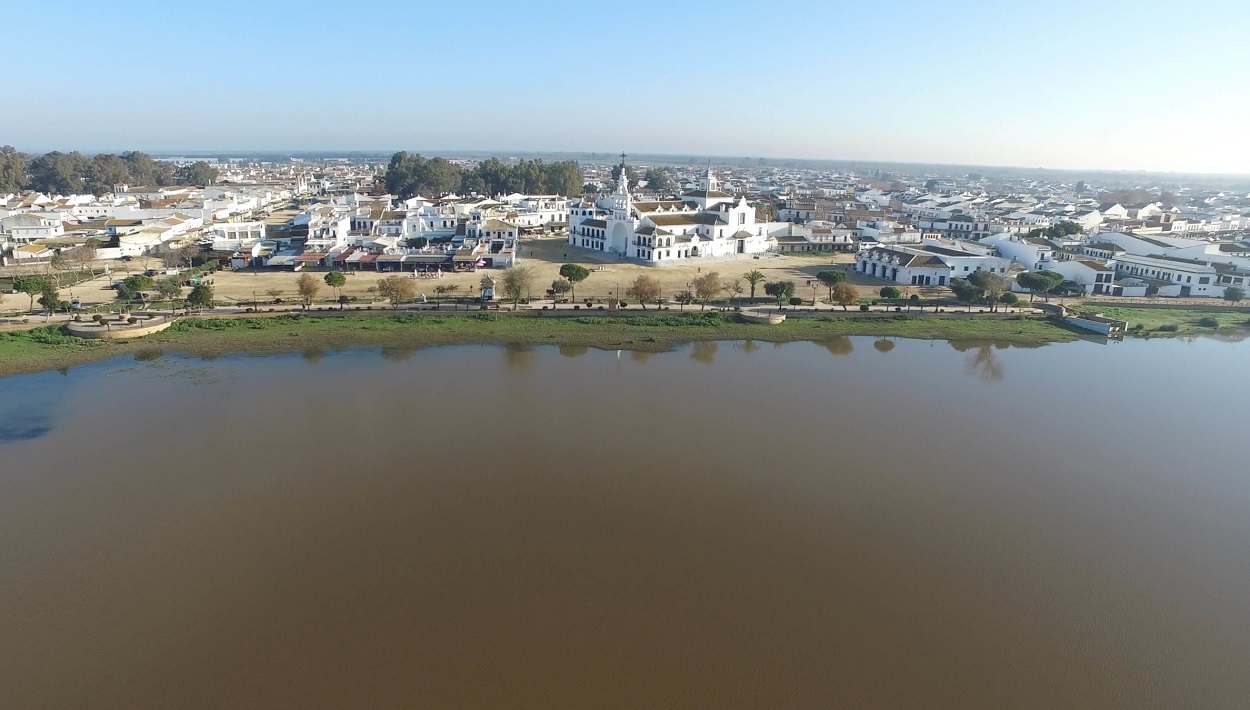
left=10, top=145, right=1250, bottom=180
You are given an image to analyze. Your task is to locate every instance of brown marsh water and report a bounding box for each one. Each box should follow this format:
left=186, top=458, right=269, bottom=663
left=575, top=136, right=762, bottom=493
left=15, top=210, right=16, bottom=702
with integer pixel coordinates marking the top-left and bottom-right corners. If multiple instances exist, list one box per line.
left=1, top=336, right=1248, bottom=708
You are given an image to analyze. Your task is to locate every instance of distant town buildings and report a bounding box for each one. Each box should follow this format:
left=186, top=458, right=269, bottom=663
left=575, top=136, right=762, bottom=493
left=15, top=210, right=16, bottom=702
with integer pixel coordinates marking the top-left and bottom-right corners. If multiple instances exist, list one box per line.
left=3, top=151, right=1249, bottom=298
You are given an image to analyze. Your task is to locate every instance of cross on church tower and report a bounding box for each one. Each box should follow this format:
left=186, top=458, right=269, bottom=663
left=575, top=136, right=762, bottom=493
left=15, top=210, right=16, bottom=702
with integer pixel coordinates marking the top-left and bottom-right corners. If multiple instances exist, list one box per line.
left=616, top=151, right=631, bottom=197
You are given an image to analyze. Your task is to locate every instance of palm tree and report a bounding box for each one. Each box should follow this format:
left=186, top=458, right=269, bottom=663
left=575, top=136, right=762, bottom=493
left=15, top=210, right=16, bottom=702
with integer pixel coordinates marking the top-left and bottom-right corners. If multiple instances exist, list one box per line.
left=744, top=270, right=765, bottom=303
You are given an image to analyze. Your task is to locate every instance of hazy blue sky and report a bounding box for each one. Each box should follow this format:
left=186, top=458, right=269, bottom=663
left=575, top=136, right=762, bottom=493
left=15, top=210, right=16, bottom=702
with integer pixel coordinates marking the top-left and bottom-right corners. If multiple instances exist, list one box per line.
left=5, top=0, right=1247, bottom=173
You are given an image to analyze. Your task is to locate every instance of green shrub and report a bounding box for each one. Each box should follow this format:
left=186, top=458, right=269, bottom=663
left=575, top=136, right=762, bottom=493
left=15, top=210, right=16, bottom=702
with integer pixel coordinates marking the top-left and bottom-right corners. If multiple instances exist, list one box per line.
left=1156, top=323, right=1180, bottom=332
left=1196, top=317, right=1219, bottom=328
left=859, top=304, right=870, bottom=312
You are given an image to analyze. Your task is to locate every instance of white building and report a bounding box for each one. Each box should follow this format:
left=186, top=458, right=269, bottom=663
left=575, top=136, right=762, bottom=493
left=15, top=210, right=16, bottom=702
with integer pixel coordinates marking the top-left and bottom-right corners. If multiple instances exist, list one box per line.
left=211, top=221, right=267, bottom=251
left=1, top=213, right=64, bottom=245
left=1043, top=259, right=1117, bottom=296
left=981, top=232, right=1057, bottom=270
left=568, top=164, right=773, bottom=264
left=857, top=246, right=952, bottom=286
left=1112, top=253, right=1221, bottom=297
left=856, top=242, right=1012, bottom=286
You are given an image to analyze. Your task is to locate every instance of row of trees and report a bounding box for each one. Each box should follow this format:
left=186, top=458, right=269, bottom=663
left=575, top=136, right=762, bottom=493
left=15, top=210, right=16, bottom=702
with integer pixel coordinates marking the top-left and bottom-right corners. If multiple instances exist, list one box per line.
left=1025, top=221, right=1084, bottom=240
left=383, top=153, right=583, bottom=199
left=0, top=146, right=218, bottom=195
left=291, top=267, right=546, bottom=309
left=10, top=272, right=212, bottom=314
left=608, top=164, right=673, bottom=192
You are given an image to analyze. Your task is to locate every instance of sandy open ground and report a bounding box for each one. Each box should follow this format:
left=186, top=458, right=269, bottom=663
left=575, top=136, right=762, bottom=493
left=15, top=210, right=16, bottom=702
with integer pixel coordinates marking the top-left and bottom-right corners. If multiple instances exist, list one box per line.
left=203, top=237, right=934, bottom=307
left=1, top=257, right=168, bottom=314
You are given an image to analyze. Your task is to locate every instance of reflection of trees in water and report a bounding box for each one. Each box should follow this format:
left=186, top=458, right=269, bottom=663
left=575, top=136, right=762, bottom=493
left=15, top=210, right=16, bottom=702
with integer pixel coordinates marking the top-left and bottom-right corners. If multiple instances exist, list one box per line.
left=947, top=340, right=1007, bottom=382
left=737, top=340, right=760, bottom=354
left=381, top=346, right=418, bottom=362
left=816, top=337, right=853, bottom=356
left=873, top=338, right=895, bottom=353
left=558, top=345, right=589, bottom=358
left=504, top=342, right=534, bottom=369
left=302, top=347, right=326, bottom=364
left=964, top=343, right=1004, bottom=382
left=629, top=350, right=653, bottom=364
left=690, top=341, right=717, bottom=364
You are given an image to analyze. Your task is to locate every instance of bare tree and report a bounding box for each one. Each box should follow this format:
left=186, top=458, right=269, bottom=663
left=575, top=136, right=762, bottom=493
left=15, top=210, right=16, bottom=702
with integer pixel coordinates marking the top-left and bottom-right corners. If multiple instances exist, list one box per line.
left=296, top=272, right=321, bottom=308
left=433, top=283, right=459, bottom=309
left=65, top=244, right=97, bottom=277
left=980, top=273, right=1008, bottom=312
left=692, top=271, right=721, bottom=310
left=831, top=282, right=859, bottom=311
left=376, top=276, right=416, bottom=308
left=625, top=274, right=661, bottom=309
left=500, top=264, right=534, bottom=306
left=722, top=277, right=744, bottom=308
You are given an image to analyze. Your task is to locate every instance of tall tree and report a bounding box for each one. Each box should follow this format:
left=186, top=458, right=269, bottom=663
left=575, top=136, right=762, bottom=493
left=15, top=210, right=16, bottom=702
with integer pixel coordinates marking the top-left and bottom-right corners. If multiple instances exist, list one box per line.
left=625, top=274, right=661, bottom=309
left=376, top=276, right=416, bottom=308
left=118, top=274, right=155, bottom=308
left=558, top=263, right=590, bottom=303
left=323, top=271, right=347, bottom=301
left=121, top=151, right=161, bottom=185
left=763, top=280, right=796, bottom=309
left=743, top=270, right=765, bottom=302
left=816, top=270, right=847, bottom=301
left=692, top=271, right=721, bottom=309
left=550, top=279, right=571, bottom=302
left=0, top=145, right=30, bottom=193
left=296, top=272, right=322, bottom=308
left=37, top=281, right=62, bottom=314
left=13, top=275, right=46, bottom=312
left=978, top=273, right=1008, bottom=311
left=86, top=154, right=131, bottom=195
left=155, top=278, right=182, bottom=308
left=722, top=277, right=744, bottom=307
left=1016, top=271, right=1063, bottom=302
left=831, top=282, right=859, bottom=311
left=500, top=264, right=535, bottom=305
left=544, top=161, right=583, bottom=196
left=175, top=161, right=219, bottom=186
left=26, top=151, right=89, bottom=194
left=187, top=283, right=215, bottom=308
left=950, top=278, right=982, bottom=311
left=643, top=167, right=672, bottom=192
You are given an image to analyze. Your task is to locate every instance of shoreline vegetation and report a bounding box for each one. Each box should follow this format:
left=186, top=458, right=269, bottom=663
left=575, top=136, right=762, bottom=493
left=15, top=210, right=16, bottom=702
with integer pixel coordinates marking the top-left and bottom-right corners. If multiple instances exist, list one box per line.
left=1, top=306, right=1246, bottom=379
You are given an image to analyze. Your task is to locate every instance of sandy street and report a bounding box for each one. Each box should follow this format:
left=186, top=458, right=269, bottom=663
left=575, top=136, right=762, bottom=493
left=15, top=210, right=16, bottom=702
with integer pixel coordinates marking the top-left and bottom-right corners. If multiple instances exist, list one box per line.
left=3, top=241, right=951, bottom=315
left=203, top=237, right=939, bottom=307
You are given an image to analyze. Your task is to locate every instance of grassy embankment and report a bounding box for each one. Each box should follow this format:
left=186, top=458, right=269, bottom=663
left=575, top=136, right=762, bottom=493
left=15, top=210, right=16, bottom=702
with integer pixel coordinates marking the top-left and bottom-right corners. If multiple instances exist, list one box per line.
left=1084, top=305, right=1250, bottom=336
left=0, top=310, right=1075, bottom=378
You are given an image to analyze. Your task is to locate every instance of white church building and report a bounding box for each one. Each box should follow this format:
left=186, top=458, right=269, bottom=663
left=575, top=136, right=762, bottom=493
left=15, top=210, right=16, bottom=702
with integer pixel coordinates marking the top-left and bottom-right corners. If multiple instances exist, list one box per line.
left=568, top=162, right=774, bottom=264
